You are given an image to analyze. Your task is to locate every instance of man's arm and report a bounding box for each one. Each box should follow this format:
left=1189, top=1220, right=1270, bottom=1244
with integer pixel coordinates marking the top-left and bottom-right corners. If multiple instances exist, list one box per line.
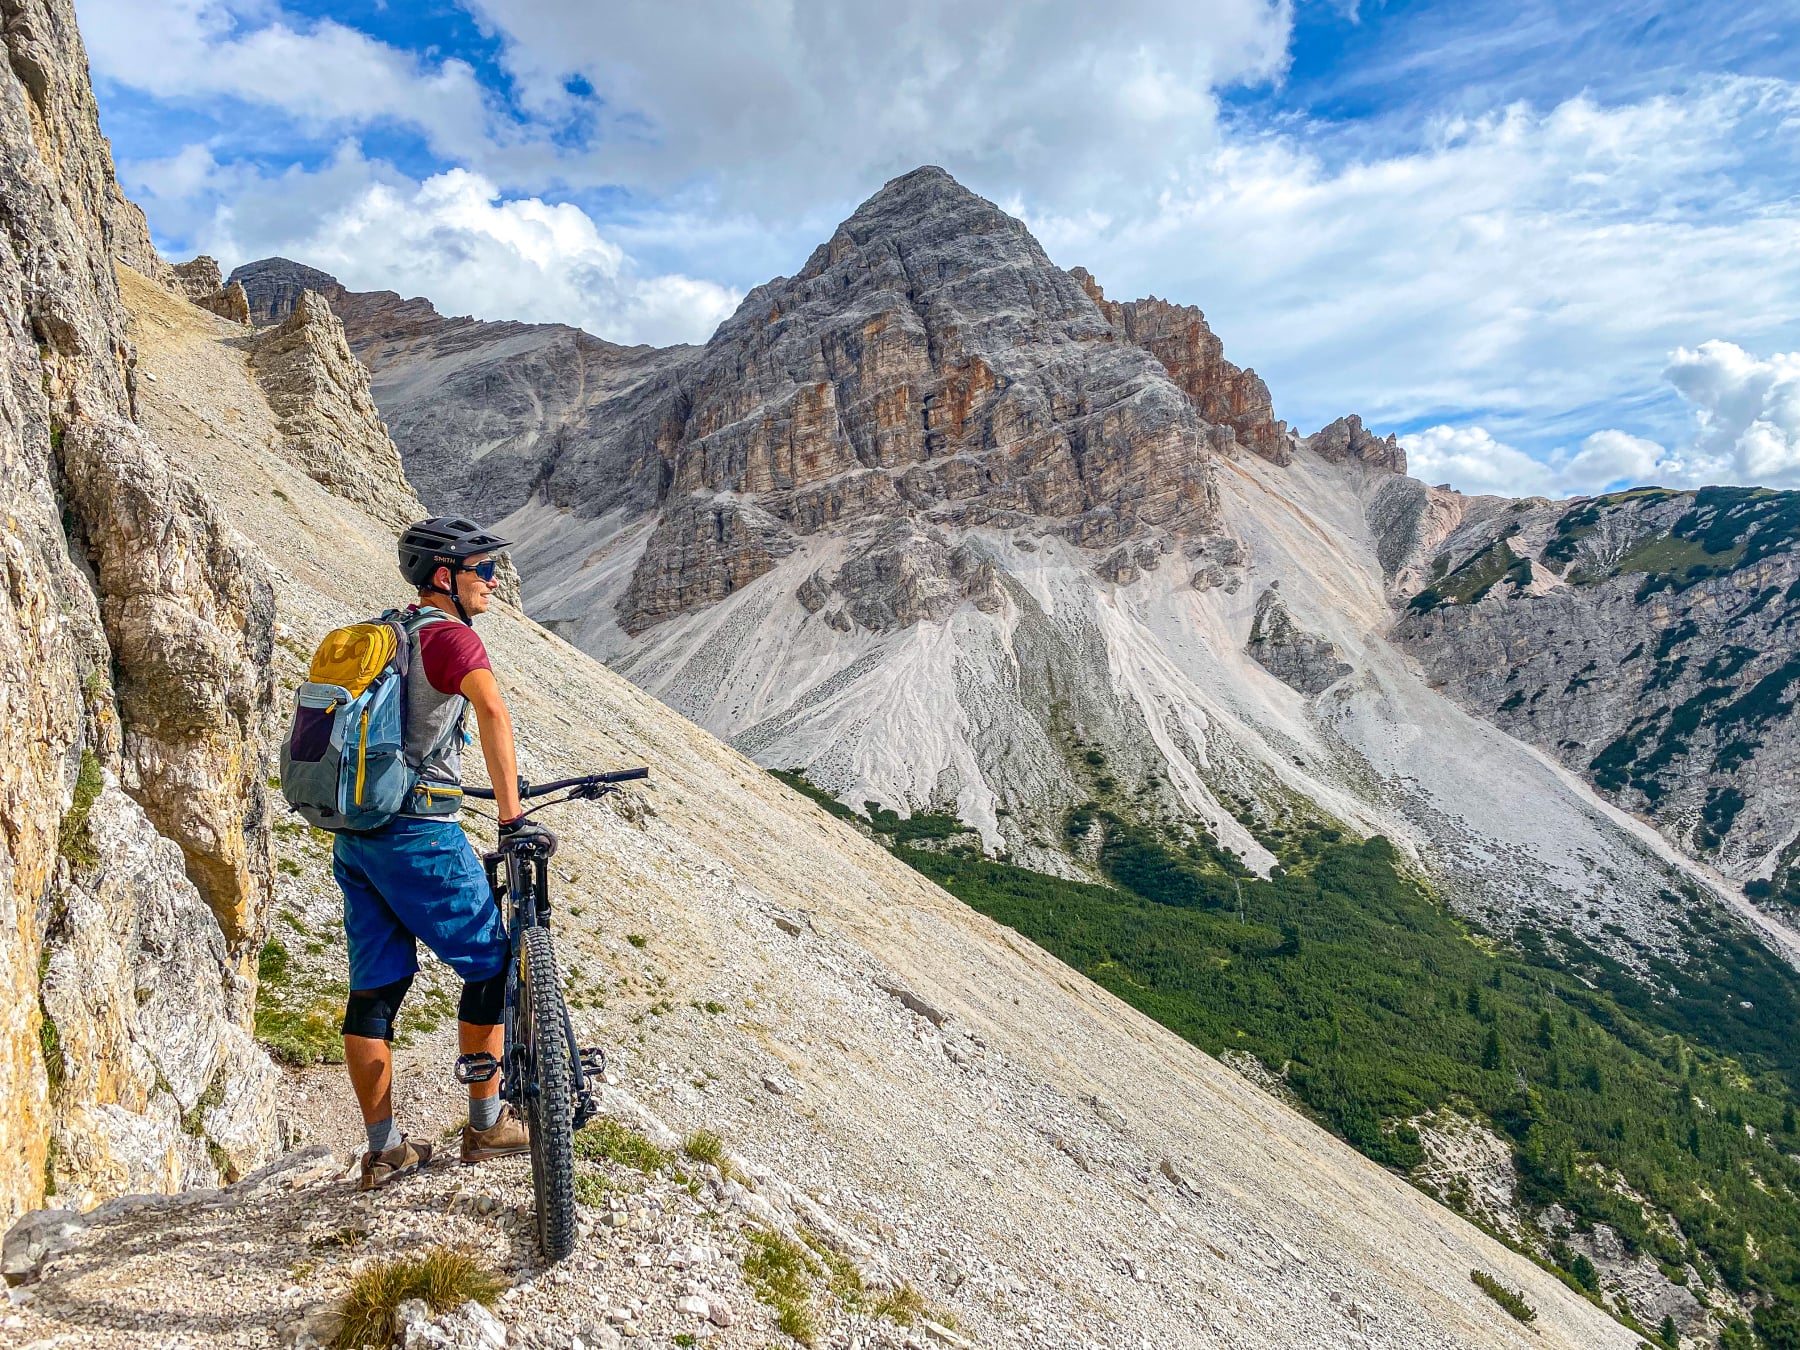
left=460, top=668, right=523, bottom=822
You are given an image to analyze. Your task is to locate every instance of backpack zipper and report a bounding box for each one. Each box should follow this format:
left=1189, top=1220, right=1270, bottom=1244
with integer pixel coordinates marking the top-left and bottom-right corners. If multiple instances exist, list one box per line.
left=355, top=708, right=370, bottom=805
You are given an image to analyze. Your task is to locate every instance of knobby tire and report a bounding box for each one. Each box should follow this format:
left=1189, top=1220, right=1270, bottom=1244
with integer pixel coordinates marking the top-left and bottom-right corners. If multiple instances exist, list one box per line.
left=521, top=924, right=578, bottom=1261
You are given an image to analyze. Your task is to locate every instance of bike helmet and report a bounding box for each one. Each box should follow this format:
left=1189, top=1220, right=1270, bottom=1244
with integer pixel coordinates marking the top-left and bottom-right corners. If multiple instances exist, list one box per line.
left=398, top=517, right=513, bottom=623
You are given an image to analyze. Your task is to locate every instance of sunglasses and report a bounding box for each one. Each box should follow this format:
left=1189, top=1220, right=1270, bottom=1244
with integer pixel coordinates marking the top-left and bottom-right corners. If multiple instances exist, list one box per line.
left=463, top=559, right=500, bottom=583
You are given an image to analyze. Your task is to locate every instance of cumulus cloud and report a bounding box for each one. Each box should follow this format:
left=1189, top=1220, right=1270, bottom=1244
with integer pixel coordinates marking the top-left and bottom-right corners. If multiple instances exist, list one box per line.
left=460, top=0, right=1290, bottom=208
left=1403, top=425, right=1666, bottom=498
left=127, top=146, right=740, bottom=347
left=1033, top=79, right=1800, bottom=442
left=1403, top=341, right=1800, bottom=497
left=80, top=0, right=501, bottom=165
left=1664, top=341, right=1800, bottom=485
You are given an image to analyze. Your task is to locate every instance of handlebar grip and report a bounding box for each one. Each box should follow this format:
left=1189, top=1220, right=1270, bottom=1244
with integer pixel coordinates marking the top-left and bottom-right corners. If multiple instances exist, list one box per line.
left=599, top=767, right=650, bottom=783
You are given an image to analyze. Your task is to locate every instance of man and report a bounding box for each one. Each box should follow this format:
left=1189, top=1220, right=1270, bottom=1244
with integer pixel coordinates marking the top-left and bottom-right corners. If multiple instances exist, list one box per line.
left=333, top=517, right=554, bottom=1190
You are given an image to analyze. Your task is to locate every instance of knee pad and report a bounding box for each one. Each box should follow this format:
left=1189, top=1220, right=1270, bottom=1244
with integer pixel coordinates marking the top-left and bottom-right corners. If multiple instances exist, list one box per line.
left=458, top=967, right=507, bottom=1026
left=341, top=975, right=414, bottom=1041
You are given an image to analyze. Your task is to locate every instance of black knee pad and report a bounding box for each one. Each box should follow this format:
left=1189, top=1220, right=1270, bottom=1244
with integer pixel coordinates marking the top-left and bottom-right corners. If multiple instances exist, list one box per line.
left=458, top=968, right=507, bottom=1026
left=341, top=975, right=414, bottom=1041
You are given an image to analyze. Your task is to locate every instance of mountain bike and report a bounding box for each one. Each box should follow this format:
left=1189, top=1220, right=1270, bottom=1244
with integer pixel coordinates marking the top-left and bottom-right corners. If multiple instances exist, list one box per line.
left=457, top=767, right=648, bottom=1260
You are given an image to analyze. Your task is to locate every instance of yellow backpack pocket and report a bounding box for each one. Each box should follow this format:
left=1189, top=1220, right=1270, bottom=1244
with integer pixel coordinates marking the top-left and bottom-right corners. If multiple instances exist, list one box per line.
left=308, top=623, right=400, bottom=698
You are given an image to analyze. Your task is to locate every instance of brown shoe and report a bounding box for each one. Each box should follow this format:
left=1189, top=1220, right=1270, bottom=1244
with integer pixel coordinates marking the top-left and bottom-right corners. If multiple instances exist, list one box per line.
left=357, top=1136, right=432, bottom=1192
left=462, top=1103, right=530, bottom=1164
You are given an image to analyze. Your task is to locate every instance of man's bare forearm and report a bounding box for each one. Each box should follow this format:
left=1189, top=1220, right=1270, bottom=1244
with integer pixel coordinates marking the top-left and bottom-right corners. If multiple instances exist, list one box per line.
left=461, top=669, right=523, bottom=821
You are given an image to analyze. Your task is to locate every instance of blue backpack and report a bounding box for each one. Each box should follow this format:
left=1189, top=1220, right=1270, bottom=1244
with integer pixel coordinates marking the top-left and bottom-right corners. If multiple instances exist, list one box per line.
left=279, top=608, right=438, bottom=832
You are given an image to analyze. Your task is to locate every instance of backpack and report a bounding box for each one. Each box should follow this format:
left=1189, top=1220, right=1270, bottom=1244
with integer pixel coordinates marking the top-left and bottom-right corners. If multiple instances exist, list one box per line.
left=278, top=608, right=446, bottom=832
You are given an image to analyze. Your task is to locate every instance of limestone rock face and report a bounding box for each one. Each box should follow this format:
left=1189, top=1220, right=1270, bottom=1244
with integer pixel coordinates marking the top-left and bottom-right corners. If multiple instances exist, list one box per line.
left=231, top=258, right=684, bottom=525
left=0, top=0, right=277, bottom=1219
left=620, top=497, right=798, bottom=633
left=1071, top=267, right=1292, bottom=465
left=596, top=168, right=1221, bottom=630
left=229, top=256, right=343, bottom=326
left=196, top=280, right=250, bottom=325
left=1246, top=584, right=1352, bottom=695
left=43, top=783, right=276, bottom=1206
left=58, top=413, right=279, bottom=947
left=249, top=289, right=424, bottom=532
left=1306, top=413, right=1406, bottom=474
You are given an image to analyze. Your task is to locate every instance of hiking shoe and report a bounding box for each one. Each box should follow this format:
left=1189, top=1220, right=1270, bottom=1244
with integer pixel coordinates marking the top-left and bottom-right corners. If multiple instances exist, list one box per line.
left=461, top=1104, right=530, bottom=1164
left=357, top=1136, right=432, bottom=1192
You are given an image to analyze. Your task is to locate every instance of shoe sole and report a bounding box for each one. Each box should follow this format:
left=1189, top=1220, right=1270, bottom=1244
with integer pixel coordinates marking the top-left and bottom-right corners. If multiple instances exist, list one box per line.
left=460, top=1144, right=531, bottom=1164
left=357, top=1159, right=426, bottom=1192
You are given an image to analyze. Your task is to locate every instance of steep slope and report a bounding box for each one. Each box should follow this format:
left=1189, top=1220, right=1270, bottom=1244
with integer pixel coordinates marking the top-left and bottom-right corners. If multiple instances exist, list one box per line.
left=1, top=256, right=1638, bottom=1349
left=0, top=0, right=281, bottom=1215
left=1388, top=485, right=1800, bottom=894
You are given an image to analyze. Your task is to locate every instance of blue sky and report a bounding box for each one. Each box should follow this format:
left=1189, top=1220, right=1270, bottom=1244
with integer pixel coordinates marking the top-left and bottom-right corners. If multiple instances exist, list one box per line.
left=84, top=0, right=1800, bottom=496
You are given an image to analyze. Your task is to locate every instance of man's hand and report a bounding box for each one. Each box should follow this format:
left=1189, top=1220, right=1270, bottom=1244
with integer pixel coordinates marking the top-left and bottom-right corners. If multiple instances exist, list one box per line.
left=498, top=815, right=557, bottom=856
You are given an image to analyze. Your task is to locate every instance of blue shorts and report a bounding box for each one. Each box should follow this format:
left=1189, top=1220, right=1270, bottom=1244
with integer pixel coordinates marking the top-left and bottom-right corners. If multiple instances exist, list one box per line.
left=334, top=817, right=509, bottom=991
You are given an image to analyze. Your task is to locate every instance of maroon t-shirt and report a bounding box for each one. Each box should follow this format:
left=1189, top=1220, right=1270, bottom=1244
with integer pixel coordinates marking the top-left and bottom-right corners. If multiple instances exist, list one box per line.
left=410, top=607, right=492, bottom=695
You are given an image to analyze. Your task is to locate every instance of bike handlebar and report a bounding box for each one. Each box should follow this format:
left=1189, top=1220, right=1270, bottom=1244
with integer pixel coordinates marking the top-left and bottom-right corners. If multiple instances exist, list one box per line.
left=463, top=767, right=649, bottom=800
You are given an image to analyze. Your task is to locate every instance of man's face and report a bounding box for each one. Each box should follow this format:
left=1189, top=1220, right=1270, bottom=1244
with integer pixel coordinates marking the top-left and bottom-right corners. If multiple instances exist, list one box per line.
left=433, top=553, right=497, bottom=616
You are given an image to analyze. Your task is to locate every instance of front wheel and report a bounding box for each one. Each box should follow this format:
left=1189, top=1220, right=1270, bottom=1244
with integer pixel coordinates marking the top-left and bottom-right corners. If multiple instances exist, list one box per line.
left=520, top=924, right=577, bottom=1260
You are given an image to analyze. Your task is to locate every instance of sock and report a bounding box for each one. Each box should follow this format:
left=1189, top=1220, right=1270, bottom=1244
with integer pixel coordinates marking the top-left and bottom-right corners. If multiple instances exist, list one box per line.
left=365, top=1116, right=402, bottom=1156
left=469, top=1093, right=502, bottom=1132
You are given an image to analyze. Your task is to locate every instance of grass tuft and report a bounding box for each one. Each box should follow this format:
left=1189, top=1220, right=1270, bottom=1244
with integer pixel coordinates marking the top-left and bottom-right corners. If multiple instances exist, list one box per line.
left=1471, top=1269, right=1537, bottom=1324
left=574, top=1116, right=670, bottom=1172
left=57, top=749, right=103, bottom=869
left=682, top=1128, right=727, bottom=1170
left=870, top=1283, right=927, bottom=1327
left=743, top=1228, right=822, bottom=1346
left=333, top=1248, right=505, bottom=1349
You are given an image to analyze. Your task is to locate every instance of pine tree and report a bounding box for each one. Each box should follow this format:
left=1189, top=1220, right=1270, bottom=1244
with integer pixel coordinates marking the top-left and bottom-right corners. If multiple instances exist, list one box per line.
left=1482, top=1026, right=1503, bottom=1072
left=1536, top=1009, right=1555, bottom=1049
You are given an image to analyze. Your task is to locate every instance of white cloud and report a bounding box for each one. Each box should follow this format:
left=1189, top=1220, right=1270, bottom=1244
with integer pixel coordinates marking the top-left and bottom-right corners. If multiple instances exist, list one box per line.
left=461, top=0, right=1291, bottom=208
left=127, top=146, right=740, bottom=347
left=80, top=0, right=502, bottom=165
left=1034, top=79, right=1800, bottom=443
left=1664, top=341, right=1800, bottom=484
left=1404, top=341, right=1800, bottom=497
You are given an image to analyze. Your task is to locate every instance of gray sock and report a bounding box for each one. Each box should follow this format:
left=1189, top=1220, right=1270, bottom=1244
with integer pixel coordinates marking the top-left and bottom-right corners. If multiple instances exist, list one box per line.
left=469, top=1094, right=502, bottom=1132
left=365, top=1116, right=402, bottom=1156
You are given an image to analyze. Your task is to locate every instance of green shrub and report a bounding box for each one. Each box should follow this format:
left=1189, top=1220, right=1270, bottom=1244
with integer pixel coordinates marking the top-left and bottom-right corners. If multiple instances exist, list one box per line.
left=56, top=749, right=103, bottom=869
left=1471, top=1270, right=1536, bottom=1323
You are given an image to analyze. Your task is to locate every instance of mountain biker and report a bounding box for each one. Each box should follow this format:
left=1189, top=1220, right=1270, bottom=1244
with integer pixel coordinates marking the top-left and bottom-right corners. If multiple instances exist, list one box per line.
left=335, top=516, right=556, bottom=1190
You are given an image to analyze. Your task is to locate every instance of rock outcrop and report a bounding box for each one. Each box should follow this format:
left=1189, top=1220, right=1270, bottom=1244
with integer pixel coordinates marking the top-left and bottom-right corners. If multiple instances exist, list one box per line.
left=248, top=288, right=424, bottom=531
left=230, top=255, right=344, bottom=325
left=1072, top=268, right=1293, bottom=465
left=1246, top=583, right=1353, bottom=695
left=0, top=0, right=277, bottom=1217
left=1307, top=413, right=1406, bottom=474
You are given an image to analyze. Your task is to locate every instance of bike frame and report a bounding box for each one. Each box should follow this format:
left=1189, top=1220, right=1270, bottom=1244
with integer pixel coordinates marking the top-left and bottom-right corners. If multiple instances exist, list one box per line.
left=455, top=770, right=647, bottom=1125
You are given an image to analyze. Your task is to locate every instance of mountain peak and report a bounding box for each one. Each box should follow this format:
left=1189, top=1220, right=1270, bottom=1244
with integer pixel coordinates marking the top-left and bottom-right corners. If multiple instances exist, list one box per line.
left=228, top=257, right=345, bottom=325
